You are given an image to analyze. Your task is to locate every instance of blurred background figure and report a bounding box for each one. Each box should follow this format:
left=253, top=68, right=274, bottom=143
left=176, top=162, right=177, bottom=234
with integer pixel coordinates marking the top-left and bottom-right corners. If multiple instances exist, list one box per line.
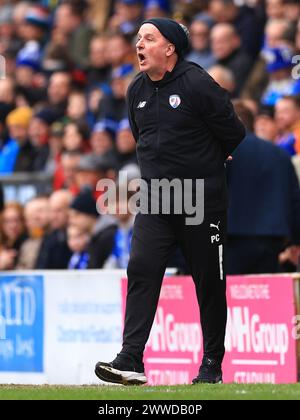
left=227, top=100, right=300, bottom=274
left=36, top=190, right=72, bottom=269
left=210, top=23, right=252, bottom=96
left=186, top=14, right=216, bottom=70
left=275, top=95, right=300, bottom=155
left=16, top=196, right=49, bottom=269
left=1, top=106, right=35, bottom=174
left=0, top=202, right=26, bottom=270
left=254, top=105, right=278, bottom=143
left=67, top=224, right=91, bottom=269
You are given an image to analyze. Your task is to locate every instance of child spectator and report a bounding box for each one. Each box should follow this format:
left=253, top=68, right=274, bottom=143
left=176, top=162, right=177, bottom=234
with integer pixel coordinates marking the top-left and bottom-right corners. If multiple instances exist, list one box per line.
left=67, top=224, right=91, bottom=269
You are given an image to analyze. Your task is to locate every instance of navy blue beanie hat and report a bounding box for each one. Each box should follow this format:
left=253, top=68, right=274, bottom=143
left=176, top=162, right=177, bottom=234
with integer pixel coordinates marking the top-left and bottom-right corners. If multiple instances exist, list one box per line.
left=70, top=188, right=99, bottom=217
left=141, top=18, right=189, bottom=59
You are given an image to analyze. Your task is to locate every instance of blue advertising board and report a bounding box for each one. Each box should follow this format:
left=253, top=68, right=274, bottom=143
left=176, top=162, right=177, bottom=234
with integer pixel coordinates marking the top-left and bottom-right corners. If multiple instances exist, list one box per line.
left=0, top=275, right=43, bottom=372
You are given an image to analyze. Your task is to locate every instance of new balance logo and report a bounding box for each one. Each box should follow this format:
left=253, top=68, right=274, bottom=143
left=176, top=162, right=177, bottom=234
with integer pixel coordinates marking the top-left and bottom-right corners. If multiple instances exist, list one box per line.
left=137, top=101, right=147, bottom=109
left=210, top=221, right=220, bottom=231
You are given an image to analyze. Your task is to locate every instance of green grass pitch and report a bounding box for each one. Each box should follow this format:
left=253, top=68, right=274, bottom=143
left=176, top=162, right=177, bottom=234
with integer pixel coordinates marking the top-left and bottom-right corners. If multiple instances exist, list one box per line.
left=0, top=384, right=300, bottom=400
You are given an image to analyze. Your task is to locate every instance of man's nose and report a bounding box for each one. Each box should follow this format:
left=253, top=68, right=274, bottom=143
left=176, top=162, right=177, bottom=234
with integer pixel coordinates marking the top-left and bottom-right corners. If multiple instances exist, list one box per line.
left=136, top=38, right=144, bottom=49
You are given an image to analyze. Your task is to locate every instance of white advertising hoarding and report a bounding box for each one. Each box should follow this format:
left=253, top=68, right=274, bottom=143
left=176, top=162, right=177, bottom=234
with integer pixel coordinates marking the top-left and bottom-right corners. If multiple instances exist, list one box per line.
left=0, top=270, right=124, bottom=384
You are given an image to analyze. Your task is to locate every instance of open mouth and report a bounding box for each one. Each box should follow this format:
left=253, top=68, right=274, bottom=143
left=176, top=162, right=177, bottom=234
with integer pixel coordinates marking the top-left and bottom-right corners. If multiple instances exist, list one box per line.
left=137, top=53, right=146, bottom=65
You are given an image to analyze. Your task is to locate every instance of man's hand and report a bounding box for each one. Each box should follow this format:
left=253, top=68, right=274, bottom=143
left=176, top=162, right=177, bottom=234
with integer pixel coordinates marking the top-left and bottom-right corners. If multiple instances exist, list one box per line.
left=279, top=245, right=300, bottom=266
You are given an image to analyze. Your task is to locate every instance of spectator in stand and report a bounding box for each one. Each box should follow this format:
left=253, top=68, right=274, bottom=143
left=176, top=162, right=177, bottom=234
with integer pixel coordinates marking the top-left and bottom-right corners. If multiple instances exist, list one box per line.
left=115, top=118, right=138, bottom=169
left=74, top=153, right=118, bottom=197
left=11, top=2, right=31, bottom=44
left=261, top=46, right=300, bottom=106
left=17, top=4, right=51, bottom=62
left=44, top=121, right=65, bottom=177
left=109, top=0, right=144, bottom=35
left=144, top=0, right=171, bottom=19
left=208, top=0, right=264, bottom=59
left=87, top=35, right=111, bottom=87
left=54, top=149, right=82, bottom=193
left=208, top=65, right=236, bottom=96
left=0, top=202, right=27, bottom=270
left=90, top=119, right=117, bottom=158
left=54, top=0, right=94, bottom=68
left=98, top=64, right=135, bottom=122
left=22, top=5, right=50, bottom=39
left=14, top=5, right=51, bottom=104
left=227, top=100, right=300, bottom=274
left=67, top=224, right=91, bottom=269
left=47, top=71, right=72, bottom=116
left=0, top=5, right=15, bottom=55
left=86, top=84, right=112, bottom=127
left=186, top=14, right=216, bottom=70
left=66, top=90, right=88, bottom=124
left=210, top=23, right=252, bottom=96
left=0, top=106, right=36, bottom=174
left=36, top=190, right=72, bottom=269
left=266, top=0, right=285, bottom=19
left=172, top=0, right=208, bottom=26
left=296, top=17, right=300, bottom=53
left=42, top=39, right=73, bottom=75
left=283, top=0, right=300, bottom=23
left=0, top=78, right=16, bottom=109
left=16, top=196, right=50, bottom=270
left=275, top=95, right=300, bottom=155
left=105, top=32, right=135, bottom=71
left=254, top=105, right=278, bottom=143
left=102, top=188, right=135, bottom=269
left=241, top=18, right=291, bottom=102
left=28, top=108, right=59, bottom=171
left=62, top=121, right=90, bottom=153
left=0, top=182, right=3, bottom=213
left=69, top=187, right=117, bottom=268
left=0, top=78, right=15, bottom=145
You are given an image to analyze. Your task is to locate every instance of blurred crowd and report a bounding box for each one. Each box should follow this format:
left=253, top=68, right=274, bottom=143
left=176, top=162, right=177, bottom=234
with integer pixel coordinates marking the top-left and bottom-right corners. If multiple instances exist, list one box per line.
left=0, top=0, right=300, bottom=273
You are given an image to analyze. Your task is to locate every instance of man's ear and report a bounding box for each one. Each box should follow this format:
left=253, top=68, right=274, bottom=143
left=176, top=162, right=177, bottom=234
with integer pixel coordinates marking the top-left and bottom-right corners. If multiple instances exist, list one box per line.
left=166, top=43, right=176, bottom=57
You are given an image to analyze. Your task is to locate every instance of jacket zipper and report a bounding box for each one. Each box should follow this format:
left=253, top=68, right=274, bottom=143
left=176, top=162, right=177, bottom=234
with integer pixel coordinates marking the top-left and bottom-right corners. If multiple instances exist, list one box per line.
left=155, top=87, right=160, bottom=154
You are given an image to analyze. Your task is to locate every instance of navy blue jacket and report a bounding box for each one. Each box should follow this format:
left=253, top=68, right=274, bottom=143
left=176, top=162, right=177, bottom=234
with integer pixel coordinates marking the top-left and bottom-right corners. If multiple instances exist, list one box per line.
left=227, top=132, right=300, bottom=241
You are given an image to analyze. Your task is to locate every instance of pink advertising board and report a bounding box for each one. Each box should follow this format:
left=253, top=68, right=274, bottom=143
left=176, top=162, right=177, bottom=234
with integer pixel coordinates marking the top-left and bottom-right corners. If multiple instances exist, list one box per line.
left=121, top=275, right=298, bottom=385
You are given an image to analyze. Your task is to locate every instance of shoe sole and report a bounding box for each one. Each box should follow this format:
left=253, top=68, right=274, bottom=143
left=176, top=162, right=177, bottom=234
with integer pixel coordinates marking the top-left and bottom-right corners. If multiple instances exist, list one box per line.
left=95, top=364, right=147, bottom=386
left=192, top=378, right=223, bottom=384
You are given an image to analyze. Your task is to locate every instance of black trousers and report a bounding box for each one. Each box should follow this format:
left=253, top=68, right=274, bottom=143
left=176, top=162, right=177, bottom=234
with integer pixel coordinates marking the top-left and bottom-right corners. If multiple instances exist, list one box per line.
left=122, top=211, right=227, bottom=364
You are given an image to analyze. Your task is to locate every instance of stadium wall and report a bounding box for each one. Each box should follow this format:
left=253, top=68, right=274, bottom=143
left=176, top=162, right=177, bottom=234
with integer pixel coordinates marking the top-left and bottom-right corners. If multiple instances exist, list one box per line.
left=0, top=271, right=299, bottom=385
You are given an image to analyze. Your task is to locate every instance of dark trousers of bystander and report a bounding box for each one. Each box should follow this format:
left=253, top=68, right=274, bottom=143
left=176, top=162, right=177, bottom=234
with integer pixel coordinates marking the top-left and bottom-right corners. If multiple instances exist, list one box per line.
left=226, top=235, right=285, bottom=275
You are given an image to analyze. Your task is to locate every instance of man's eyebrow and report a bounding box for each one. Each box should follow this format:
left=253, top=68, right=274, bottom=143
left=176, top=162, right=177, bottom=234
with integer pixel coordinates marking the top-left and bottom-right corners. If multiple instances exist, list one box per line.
left=137, top=32, right=155, bottom=38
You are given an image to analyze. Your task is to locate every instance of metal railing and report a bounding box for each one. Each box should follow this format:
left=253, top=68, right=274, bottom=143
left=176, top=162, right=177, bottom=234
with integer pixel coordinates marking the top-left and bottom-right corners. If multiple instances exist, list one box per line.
left=0, top=172, right=53, bottom=204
